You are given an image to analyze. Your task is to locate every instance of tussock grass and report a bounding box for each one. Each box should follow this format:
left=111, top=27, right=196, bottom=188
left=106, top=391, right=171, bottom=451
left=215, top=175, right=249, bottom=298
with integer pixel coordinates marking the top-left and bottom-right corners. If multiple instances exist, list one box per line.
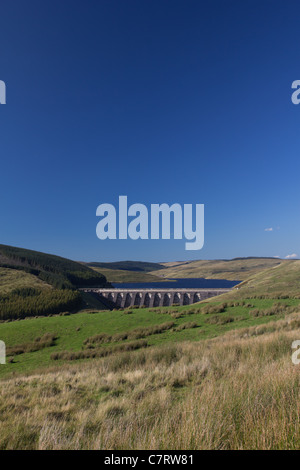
left=249, top=302, right=290, bottom=318
left=84, top=321, right=175, bottom=346
left=174, top=321, right=199, bottom=331
left=6, top=333, right=57, bottom=356
left=1, top=313, right=300, bottom=449
left=205, top=315, right=234, bottom=325
left=51, top=339, right=148, bottom=361
left=201, top=303, right=227, bottom=314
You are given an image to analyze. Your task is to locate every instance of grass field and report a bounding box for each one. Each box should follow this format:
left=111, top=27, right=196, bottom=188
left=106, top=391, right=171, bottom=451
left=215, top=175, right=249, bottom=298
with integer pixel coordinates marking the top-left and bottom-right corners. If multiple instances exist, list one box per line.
left=1, top=248, right=300, bottom=449
left=1, top=310, right=300, bottom=449
left=1, top=297, right=299, bottom=379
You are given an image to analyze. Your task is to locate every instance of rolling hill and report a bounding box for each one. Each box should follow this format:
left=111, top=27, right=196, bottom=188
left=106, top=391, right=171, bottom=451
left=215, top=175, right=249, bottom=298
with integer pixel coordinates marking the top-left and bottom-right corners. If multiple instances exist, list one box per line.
left=155, top=257, right=285, bottom=281
left=86, top=257, right=287, bottom=284
left=83, top=257, right=289, bottom=282
left=0, top=244, right=108, bottom=289
left=207, top=259, right=300, bottom=301
left=91, top=267, right=166, bottom=283
left=0, top=244, right=109, bottom=319
left=86, top=260, right=163, bottom=272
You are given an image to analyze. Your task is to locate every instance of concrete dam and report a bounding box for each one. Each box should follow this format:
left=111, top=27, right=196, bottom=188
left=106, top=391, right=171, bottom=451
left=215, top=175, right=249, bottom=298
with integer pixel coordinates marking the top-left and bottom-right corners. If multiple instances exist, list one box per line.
left=83, top=288, right=231, bottom=309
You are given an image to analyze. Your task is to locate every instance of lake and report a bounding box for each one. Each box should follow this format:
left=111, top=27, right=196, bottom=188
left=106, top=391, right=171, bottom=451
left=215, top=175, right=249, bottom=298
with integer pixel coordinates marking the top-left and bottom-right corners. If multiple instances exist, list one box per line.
left=112, top=278, right=240, bottom=289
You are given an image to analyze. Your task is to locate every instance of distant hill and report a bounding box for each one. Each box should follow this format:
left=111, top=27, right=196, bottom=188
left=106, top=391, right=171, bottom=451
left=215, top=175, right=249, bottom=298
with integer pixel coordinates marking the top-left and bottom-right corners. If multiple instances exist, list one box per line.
left=156, top=258, right=285, bottom=281
left=0, top=244, right=108, bottom=289
left=87, top=260, right=163, bottom=272
left=91, top=267, right=166, bottom=283
left=86, top=257, right=287, bottom=284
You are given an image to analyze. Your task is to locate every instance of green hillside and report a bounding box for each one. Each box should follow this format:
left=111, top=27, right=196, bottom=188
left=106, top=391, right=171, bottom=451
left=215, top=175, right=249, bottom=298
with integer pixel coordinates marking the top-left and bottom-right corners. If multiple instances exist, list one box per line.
left=1, top=296, right=299, bottom=379
left=208, top=259, right=300, bottom=301
left=0, top=244, right=108, bottom=289
left=156, top=257, right=285, bottom=280
left=0, top=267, right=51, bottom=295
left=0, top=245, right=109, bottom=319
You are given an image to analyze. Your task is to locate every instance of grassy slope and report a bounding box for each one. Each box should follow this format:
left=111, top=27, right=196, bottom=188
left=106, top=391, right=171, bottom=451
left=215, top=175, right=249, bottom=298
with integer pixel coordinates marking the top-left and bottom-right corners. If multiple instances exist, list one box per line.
left=1, top=257, right=300, bottom=378
left=1, top=297, right=299, bottom=378
left=1, top=313, right=300, bottom=449
left=0, top=244, right=108, bottom=289
left=0, top=267, right=51, bottom=294
left=210, top=260, right=300, bottom=301
left=155, top=258, right=284, bottom=280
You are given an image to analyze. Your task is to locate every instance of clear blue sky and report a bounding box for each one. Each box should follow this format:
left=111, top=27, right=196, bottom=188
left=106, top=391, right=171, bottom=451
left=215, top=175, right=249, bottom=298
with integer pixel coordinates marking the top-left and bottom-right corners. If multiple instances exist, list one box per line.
left=0, top=0, right=299, bottom=262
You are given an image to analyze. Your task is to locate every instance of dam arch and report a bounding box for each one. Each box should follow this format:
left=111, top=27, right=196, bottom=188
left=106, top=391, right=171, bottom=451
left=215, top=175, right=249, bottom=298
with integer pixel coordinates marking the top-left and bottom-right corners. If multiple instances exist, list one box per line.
left=83, top=288, right=232, bottom=309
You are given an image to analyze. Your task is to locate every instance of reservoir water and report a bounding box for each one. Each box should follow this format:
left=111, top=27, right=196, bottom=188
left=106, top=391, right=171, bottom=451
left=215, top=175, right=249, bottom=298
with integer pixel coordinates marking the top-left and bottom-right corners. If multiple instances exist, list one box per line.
left=112, top=278, right=240, bottom=289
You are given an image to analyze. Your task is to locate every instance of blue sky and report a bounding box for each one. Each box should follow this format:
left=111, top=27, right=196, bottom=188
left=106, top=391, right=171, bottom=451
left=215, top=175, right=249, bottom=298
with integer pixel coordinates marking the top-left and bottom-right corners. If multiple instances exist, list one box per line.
left=0, top=0, right=300, bottom=262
